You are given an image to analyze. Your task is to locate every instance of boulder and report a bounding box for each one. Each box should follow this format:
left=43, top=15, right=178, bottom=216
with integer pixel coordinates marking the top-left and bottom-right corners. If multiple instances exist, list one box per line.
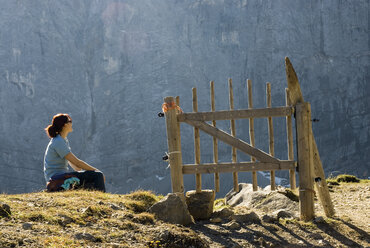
left=226, top=184, right=298, bottom=215
left=185, top=190, right=215, bottom=220
left=149, top=193, right=194, bottom=225
left=0, top=202, right=11, bottom=217
left=226, top=183, right=266, bottom=208
left=254, top=192, right=298, bottom=213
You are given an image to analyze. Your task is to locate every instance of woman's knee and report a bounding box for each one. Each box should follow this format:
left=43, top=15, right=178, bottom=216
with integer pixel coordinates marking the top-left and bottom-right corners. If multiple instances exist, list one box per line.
left=94, top=171, right=104, bottom=179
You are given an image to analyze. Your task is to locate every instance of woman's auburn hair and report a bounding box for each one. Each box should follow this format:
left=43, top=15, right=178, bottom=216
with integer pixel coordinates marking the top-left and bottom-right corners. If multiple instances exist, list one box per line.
left=45, top=113, right=72, bottom=138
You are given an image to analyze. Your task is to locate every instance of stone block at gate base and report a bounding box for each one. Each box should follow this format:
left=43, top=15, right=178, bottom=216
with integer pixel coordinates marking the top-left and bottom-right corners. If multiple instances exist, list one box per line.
left=149, top=193, right=194, bottom=225
left=185, top=190, right=215, bottom=220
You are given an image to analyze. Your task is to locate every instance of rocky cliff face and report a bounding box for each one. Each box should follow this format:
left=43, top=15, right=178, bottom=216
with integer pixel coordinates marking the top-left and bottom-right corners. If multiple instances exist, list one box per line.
left=0, top=0, right=368, bottom=195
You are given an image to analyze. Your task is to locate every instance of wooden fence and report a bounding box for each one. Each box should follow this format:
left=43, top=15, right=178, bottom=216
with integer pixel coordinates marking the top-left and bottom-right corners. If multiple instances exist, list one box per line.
left=161, top=57, right=335, bottom=221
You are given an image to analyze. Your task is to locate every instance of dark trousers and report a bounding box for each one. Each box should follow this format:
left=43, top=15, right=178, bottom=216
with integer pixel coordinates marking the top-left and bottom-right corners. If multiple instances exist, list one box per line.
left=69, top=171, right=106, bottom=192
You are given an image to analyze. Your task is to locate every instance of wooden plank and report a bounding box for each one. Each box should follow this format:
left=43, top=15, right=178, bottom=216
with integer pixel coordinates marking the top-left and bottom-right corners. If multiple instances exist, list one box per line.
left=285, top=57, right=334, bottom=217
left=266, top=83, right=276, bottom=190
left=192, top=88, right=202, bottom=193
left=296, top=102, right=315, bottom=221
left=184, top=119, right=279, bottom=163
left=183, top=161, right=296, bottom=174
left=210, top=81, right=220, bottom=192
left=285, top=57, right=304, bottom=106
left=175, top=96, right=182, bottom=155
left=164, top=96, right=184, bottom=193
left=229, top=78, right=238, bottom=192
left=177, top=107, right=293, bottom=122
left=248, top=79, right=258, bottom=191
left=312, top=140, right=335, bottom=217
left=285, top=89, right=296, bottom=190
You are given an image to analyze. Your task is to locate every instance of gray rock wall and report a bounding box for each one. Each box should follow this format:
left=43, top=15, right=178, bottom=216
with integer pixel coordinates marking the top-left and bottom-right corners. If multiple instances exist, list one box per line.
left=0, top=0, right=368, bottom=195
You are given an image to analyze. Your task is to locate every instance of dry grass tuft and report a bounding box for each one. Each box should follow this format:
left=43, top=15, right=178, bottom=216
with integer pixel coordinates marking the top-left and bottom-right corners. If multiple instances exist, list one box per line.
left=213, top=198, right=228, bottom=211
left=335, top=174, right=360, bottom=183
left=133, top=212, right=155, bottom=225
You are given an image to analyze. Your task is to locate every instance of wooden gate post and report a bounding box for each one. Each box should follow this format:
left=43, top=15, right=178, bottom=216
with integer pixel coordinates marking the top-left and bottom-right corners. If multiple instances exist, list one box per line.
left=296, top=102, right=315, bottom=221
left=286, top=57, right=335, bottom=217
left=164, top=96, right=184, bottom=193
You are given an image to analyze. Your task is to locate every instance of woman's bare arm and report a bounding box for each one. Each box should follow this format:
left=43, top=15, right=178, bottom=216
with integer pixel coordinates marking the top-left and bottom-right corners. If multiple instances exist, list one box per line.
left=65, top=152, right=106, bottom=183
left=68, top=161, right=82, bottom=172
left=65, top=152, right=98, bottom=171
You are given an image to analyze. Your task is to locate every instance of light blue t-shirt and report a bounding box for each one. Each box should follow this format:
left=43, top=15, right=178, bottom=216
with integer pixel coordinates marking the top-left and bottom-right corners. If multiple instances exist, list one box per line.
left=44, top=135, right=71, bottom=181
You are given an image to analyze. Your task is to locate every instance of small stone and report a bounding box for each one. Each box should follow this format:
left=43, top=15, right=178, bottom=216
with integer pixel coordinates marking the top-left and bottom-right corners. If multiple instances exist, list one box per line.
left=22, top=222, right=33, bottom=230
left=272, top=209, right=296, bottom=219
left=224, top=220, right=240, bottom=229
left=313, top=216, right=325, bottom=223
left=75, top=232, right=97, bottom=242
left=58, top=214, right=73, bottom=225
left=0, top=202, right=11, bottom=217
left=210, top=217, right=222, bottom=223
left=159, top=230, right=170, bottom=240
left=308, top=233, right=323, bottom=240
left=262, top=214, right=276, bottom=223
left=212, top=207, right=234, bottom=219
left=232, top=211, right=261, bottom=223
left=110, top=204, right=121, bottom=210
left=23, top=238, right=33, bottom=243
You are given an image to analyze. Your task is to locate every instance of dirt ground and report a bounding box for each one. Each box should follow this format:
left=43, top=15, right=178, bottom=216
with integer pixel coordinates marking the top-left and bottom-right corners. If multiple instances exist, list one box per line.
left=191, top=182, right=370, bottom=248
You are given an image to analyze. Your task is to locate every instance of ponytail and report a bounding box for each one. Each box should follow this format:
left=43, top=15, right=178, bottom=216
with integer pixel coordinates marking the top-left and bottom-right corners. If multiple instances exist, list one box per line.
left=45, top=113, right=72, bottom=138
left=45, top=125, right=57, bottom=138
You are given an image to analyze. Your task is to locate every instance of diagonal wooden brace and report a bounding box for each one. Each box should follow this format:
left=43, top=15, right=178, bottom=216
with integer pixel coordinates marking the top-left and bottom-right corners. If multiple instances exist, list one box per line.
left=184, top=119, right=279, bottom=163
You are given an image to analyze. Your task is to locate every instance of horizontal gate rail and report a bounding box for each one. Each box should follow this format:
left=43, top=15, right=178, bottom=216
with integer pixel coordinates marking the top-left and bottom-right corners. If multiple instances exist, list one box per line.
left=177, top=106, right=294, bottom=122
left=182, top=161, right=296, bottom=174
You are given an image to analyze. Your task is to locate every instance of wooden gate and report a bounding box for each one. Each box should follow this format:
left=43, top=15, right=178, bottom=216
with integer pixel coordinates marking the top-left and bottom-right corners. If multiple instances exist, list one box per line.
left=161, top=57, right=334, bottom=221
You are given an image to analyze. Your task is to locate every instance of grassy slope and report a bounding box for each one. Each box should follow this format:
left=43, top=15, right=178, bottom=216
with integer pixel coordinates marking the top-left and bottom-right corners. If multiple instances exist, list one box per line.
left=0, top=177, right=369, bottom=247
left=0, top=190, right=204, bottom=248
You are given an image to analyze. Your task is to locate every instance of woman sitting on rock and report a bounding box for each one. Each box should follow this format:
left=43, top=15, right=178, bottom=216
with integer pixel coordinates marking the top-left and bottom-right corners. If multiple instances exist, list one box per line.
left=44, top=113, right=106, bottom=192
